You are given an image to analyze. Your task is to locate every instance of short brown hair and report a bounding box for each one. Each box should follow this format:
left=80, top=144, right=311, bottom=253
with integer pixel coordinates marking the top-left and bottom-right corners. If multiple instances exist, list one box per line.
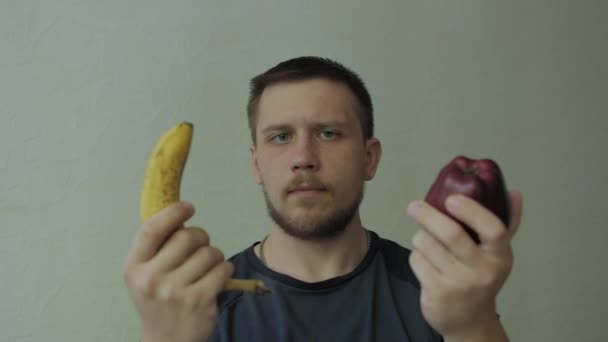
left=247, top=56, right=374, bottom=144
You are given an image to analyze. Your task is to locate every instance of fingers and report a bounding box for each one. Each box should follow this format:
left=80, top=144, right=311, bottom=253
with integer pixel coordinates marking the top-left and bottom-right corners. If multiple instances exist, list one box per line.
left=412, top=229, right=461, bottom=275
left=126, top=202, right=195, bottom=265
left=170, top=245, right=225, bottom=285
left=409, top=249, right=442, bottom=288
left=407, top=200, right=478, bottom=263
left=507, top=190, right=524, bottom=239
left=187, top=261, right=235, bottom=300
left=444, top=194, right=509, bottom=250
left=150, top=227, right=210, bottom=272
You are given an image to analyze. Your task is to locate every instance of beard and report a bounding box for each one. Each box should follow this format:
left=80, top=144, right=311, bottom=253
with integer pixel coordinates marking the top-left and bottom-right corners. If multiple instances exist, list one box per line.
left=261, top=183, right=365, bottom=241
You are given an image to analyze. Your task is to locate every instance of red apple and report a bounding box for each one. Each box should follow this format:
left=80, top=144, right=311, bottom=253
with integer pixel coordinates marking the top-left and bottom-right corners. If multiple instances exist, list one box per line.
left=424, top=156, right=511, bottom=244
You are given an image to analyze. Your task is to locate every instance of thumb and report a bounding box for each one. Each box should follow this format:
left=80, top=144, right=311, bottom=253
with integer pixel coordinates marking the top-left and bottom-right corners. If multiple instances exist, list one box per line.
left=507, top=190, right=523, bottom=240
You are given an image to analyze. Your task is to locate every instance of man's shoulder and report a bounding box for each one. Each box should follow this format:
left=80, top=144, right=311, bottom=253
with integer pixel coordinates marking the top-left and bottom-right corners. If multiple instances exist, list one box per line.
left=376, top=235, right=411, bottom=261
left=373, top=232, right=420, bottom=288
left=224, top=243, right=260, bottom=280
left=215, top=246, right=257, bottom=312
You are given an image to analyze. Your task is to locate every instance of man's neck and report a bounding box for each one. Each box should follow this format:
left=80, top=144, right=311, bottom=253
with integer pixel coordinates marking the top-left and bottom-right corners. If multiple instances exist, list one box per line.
left=255, top=218, right=370, bottom=283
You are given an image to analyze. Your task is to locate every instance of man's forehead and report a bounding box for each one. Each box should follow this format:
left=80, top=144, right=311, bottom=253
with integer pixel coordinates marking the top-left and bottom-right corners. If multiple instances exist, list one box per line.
left=256, top=79, right=359, bottom=127
left=256, top=108, right=356, bottom=132
left=261, top=77, right=351, bottom=97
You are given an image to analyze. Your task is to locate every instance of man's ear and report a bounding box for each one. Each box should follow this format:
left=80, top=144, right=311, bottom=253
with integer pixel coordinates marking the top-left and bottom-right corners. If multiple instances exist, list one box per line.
left=364, top=137, right=382, bottom=181
left=250, top=144, right=262, bottom=184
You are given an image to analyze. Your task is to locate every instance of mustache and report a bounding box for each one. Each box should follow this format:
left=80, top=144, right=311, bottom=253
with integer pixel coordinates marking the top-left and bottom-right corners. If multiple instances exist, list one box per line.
left=286, top=174, right=328, bottom=193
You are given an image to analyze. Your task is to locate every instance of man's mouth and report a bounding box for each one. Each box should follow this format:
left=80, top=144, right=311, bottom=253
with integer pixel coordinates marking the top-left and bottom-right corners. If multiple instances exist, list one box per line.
left=287, top=184, right=327, bottom=196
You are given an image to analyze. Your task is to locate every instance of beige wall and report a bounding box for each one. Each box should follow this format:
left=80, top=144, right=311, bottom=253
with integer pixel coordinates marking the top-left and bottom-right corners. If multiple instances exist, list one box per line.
left=2, top=1, right=606, bottom=341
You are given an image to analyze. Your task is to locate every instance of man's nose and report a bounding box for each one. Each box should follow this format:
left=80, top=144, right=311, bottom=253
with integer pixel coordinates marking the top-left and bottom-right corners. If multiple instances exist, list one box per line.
left=290, top=135, right=320, bottom=172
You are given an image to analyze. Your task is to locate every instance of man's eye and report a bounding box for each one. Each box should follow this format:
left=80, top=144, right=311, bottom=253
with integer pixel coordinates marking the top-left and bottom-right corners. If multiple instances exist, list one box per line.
left=320, top=130, right=338, bottom=140
left=271, top=133, right=290, bottom=143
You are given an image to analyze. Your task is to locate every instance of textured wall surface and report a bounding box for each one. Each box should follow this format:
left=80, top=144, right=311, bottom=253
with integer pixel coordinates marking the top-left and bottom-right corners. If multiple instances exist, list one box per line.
left=1, top=1, right=607, bottom=341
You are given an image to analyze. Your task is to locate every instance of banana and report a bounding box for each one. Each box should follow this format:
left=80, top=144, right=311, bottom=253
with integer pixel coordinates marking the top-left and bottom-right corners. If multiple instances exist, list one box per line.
left=140, top=121, right=194, bottom=223
left=139, top=121, right=271, bottom=295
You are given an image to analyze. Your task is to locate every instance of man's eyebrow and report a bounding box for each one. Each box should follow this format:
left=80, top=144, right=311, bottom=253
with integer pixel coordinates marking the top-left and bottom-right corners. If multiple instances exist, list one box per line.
left=260, top=121, right=350, bottom=135
left=261, top=124, right=291, bottom=135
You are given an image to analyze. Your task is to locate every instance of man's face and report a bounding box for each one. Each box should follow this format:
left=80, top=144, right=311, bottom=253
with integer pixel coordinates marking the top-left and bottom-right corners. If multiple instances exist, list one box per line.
left=250, top=78, right=381, bottom=240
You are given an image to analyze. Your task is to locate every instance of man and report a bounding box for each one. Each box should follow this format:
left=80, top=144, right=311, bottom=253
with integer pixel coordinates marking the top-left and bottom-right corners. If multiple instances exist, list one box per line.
left=123, top=56, right=523, bottom=342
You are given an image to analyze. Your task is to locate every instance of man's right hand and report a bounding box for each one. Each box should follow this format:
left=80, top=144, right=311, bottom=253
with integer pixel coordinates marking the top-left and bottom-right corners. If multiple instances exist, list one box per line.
left=122, top=202, right=234, bottom=342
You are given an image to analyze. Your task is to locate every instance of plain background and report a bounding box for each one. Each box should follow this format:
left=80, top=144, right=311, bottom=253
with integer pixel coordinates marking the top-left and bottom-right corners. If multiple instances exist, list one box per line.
left=2, top=0, right=607, bottom=341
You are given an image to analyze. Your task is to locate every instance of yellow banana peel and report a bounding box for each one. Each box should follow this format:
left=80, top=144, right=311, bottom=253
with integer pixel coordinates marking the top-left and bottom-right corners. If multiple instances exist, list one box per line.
left=139, top=121, right=270, bottom=295
left=140, top=121, right=193, bottom=223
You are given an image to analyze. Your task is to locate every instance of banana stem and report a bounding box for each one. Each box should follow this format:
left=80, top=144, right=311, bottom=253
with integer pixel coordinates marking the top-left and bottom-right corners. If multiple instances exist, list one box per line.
left=223, top=278, right=271, bottom=295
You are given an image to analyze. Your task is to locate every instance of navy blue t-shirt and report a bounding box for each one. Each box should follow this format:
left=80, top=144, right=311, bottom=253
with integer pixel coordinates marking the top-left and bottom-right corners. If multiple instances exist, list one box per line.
left=210, top=230, right=443, bottom=341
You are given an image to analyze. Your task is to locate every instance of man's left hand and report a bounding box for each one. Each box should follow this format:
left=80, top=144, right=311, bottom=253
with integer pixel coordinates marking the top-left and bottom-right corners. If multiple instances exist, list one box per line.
left=406, top=190, right=523, bottom=341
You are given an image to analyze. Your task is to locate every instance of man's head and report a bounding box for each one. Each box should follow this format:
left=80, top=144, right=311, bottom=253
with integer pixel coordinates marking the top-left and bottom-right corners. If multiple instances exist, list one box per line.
left=248, top=57, right=381, bottom=240
left=247, top=56, right=374, bottom=145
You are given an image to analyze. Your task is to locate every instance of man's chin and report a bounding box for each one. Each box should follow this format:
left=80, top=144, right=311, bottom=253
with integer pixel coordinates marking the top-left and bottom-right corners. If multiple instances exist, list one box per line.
left=264, top=188, right=363, bottom=240
left=273, top=210, right=352, bottom=240
left=279, top=223, right=346, bottom=241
